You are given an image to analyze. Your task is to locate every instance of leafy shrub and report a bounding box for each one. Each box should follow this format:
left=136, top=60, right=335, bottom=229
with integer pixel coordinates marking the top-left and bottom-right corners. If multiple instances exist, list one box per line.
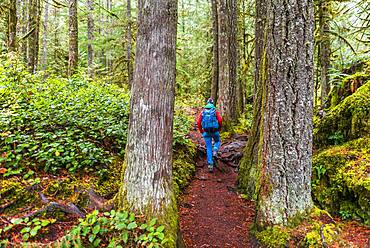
left=0, top=55, right=194, bottom=177
left=0, top=56, right=130, bottom=175
left=58, top=210, right=168, bottom=247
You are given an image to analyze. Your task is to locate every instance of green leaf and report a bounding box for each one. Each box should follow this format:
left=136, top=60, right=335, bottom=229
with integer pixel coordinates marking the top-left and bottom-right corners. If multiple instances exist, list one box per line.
left=157, top=232, right=165, bottom=240
left=20, top=227, right=30, bottom=234
left=122, top=231, right=129, bottom=243
left=23, top=233, right=30, bottom=241
left=93, top=238, right=101, bottom=247
left=4, top=225, right=14, bottom=232
left=30, top=226, right=41, bottom=236
left=149, top=218, right=157, bottom=226
left=127, top=222, right=137, bottom=230
left=156, top=225, right=165, bottom=233
left=88, top=234, right=96, bottom=243
left=140, top=223, right=148, bottom=230
left=92, top=224, right=100, bottom=235
left=116, top=223, right=126, bottom=230
left=129, top=213, right=135, bottom=222
left=10, top=218, right=23, bottom=225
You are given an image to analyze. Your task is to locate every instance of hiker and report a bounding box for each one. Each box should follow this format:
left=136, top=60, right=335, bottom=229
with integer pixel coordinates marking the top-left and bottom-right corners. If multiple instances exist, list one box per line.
left=197, top=98, right=222, bottom=172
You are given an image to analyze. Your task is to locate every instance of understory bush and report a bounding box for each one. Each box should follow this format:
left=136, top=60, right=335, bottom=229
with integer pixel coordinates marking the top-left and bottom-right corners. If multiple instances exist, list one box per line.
left=0, top=55, right=193, bottom=177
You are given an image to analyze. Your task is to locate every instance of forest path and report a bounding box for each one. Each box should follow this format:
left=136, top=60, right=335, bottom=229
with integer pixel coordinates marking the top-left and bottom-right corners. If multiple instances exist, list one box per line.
left=179, top=117, right=258, bottom=248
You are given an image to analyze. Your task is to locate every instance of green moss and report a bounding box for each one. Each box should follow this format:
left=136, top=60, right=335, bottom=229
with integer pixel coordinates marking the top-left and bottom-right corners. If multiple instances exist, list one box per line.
left=172, top=142, right=196, bottom=197
left=304, top=223, right=336, bottom=248
left=312, top=138, right=370, bottom=225
left=314, top=81, right=370, bottom=148
left=254, top=225, right=290, bottom=248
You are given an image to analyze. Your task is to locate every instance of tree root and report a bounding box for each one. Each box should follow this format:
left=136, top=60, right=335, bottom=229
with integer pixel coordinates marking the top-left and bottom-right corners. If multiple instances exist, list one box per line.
left=22, top=193, right=86, bottom=219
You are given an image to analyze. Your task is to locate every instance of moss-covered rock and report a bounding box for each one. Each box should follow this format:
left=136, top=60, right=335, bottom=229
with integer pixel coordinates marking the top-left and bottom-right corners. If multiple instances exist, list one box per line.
left=314, top=81, right=370, bottom=148
left=312, top=138, right=370, bottom=225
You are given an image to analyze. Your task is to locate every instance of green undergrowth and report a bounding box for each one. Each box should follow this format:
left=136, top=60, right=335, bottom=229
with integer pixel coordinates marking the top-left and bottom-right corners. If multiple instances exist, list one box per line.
left=312, top=138, right=370, bottom=225
left=314, top=81, right=370, bottom=148
left=221, top=104, right=253, bottom=139
left=253, top=207, right=353, bottom=248
left=0, top=55, right=196, bottom=247
left=0, top=210, right=168, bottom=248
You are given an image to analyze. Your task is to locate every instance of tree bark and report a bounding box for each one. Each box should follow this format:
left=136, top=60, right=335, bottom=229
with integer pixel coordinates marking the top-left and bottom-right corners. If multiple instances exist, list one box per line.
left=7, top=0, right=17, bottom=52
left=27, top=0, right=40, bottom=73
left=20, top=0, right=28, bottom=63
left=118, top=0, right=178, bottom=243
left=216, top=0, right=238, bottom=128
left=237, top=0, right=267, bottom=198
left=211, top=0, right=219, bottom=102
left=68, top=0, right=78, bottom=76
left=318, top=0, right=331, bottom=108
left=41, top=0, right=49, bottom=68
left=255, top=0, right=314, bottom=227
left=126, top=0, right=133, bottom=87
left=87, top=0, right=94, bottom=78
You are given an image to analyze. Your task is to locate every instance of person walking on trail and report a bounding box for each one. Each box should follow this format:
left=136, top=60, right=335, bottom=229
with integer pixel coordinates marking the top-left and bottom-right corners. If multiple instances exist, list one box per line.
left=197, top=98, right=222, bottom=172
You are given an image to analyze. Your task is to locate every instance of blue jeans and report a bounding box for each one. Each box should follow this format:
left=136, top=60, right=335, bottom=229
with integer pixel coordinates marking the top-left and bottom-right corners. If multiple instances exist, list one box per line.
left=202, top=131, right=221, bottom=165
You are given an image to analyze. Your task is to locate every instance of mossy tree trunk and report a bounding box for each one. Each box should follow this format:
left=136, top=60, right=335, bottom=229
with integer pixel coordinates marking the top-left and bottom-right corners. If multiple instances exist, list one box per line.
left=118, top=0, right=178, bottom=245
left=7, top=0, right=17, bottom=52
left=68, top=0, right=78, bottom=76
left=27, top=0, right=40, bottom=73
left=240, top=0, right=315, bottom=227
left=216, top=0, right=238, bottom=129
left=237, top=0, right=266, bottom=198
left=318, top=0, right=331, bottom=109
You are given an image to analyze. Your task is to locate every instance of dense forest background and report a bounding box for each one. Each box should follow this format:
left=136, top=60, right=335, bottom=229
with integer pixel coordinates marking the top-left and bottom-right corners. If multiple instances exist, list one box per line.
left=0, top=0, right=369, bottom=247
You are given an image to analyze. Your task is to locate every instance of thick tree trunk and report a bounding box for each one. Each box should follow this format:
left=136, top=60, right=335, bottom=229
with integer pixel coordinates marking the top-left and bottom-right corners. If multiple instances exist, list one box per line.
left=87, top=0, right=94, bottom=78
left=118, top=0, right=178, bottom=244
left=126, top=0, right=133, bottom=87
left=41, top=0, right=49, bottom=68
left=318, top=0, right=331, bottom=108
left=68, top=0, right=78, bottom=76
left=7, top=0, right=17, bottom=52
left=217, top=0, right=238, bottom=128
left=27, top=0, right=40, bottom=72
left=237, top=0, right=267, bottom=198
left=211, top=0, right=219, bottom=102
left=255, top=0, right=314, bottom=227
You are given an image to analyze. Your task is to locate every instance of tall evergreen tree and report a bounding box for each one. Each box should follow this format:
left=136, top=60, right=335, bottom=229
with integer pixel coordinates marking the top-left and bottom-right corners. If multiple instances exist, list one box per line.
left=239, top=0, right=314, bottom=227
left=118, top=0, right=179, bottom=244
left=27, top=0, right=40, bottom=72
left=68, top=0, right=78, bottom=76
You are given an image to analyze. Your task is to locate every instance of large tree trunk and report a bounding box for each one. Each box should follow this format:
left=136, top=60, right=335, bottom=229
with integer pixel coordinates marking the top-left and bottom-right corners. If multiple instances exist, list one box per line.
left=27, top=0, right=40, bottom=73
left=87, top=0, right=94, bottom=78
left=41, top=0, right=49, bottom=68
left=255, top=0, right=314, bottom=227
left=7, top=0, right=17, bottom=52
left=118, top=0, right=178, bottom=244
left=237, top=0, right=267, bottom=198
left=318, top=0, right=331, bottom=109
left=68, top=0, right=78, bottom=76
left=126, top=0, right=133, bottom=87
left=211, top=0, right=219, bottom=102
left=216, top=0, right=238, bottom=129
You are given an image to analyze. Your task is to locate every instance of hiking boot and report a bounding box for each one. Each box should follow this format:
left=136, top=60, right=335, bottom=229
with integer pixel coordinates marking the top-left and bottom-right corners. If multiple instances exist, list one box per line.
left=208, top=164, right=214, bottom=173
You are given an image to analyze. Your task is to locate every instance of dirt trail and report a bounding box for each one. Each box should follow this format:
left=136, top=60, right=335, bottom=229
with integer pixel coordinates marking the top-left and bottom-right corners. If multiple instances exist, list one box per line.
left=179, top=130, right=257, bottom=248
